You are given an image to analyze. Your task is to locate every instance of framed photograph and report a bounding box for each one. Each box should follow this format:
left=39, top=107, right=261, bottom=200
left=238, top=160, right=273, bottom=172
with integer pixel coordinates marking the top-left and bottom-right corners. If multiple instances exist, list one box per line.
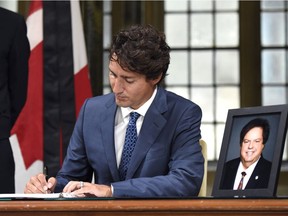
left=212, top=104, right=288, bottom=197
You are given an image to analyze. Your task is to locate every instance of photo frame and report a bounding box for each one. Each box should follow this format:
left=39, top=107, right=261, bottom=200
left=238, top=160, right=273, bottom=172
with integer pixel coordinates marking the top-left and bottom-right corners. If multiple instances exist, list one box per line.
left=212, top=104, right=288, bottom=198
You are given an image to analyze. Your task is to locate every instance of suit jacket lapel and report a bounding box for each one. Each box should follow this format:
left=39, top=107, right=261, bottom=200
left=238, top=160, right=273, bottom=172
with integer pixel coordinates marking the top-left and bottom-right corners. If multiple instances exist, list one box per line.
left=246, top=157, right=267, bottom=189
left=226, top=158, right=240, bottom=189
left=100, top=96, right=119, bottom=180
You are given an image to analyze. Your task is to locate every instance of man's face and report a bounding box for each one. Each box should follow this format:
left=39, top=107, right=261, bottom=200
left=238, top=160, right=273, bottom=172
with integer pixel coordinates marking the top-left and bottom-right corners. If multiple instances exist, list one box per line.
left=240, top=127, right=265, bottom=168
left=109, top=59, right=159, bottom=110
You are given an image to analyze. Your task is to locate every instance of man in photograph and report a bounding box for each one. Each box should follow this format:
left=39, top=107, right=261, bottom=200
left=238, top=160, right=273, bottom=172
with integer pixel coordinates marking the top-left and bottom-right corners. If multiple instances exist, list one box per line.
left=220, top=118, right=272, bottom=190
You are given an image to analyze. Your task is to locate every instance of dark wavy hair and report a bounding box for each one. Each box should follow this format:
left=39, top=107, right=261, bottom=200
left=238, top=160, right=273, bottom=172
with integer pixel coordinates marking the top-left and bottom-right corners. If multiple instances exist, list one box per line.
left=109, top=24, right=170, bottom=84
left=240, top=118, right=270, bottom=145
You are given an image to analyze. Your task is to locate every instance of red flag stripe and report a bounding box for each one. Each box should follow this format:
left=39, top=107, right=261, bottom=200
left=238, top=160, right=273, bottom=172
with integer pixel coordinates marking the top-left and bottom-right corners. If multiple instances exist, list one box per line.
left=27, top=0, right=42, bottom=16
left=74, top=65, right=92, bottom=115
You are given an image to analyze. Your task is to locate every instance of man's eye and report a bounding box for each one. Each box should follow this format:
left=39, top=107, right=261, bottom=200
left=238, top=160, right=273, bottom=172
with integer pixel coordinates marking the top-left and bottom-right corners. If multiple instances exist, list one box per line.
left=109, top=72, right=115, bottom=77
left=125, top=79, right=134, bottom=84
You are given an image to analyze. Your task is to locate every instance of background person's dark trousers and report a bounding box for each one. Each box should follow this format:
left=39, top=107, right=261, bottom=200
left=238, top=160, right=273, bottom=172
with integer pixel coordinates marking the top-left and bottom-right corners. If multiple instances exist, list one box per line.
left=0, top=139, right=15, bottom=193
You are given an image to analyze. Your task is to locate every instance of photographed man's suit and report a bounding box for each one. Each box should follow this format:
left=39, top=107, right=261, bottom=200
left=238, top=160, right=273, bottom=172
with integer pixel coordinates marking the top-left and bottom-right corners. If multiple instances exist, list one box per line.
left=221, top=157, right=272, bottom=189
left=55, top=87, right=204, bottom=197
left=0, top=7, right=30, bottom=193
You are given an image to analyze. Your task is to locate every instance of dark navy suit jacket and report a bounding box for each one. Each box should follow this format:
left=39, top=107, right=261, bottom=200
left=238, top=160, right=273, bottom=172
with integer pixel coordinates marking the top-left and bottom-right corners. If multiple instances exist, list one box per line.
left=56, top=87, right=204, bottom=197
left=0, top=7, right=29, bottom=193
left=220, top=156, right=272, bottom=190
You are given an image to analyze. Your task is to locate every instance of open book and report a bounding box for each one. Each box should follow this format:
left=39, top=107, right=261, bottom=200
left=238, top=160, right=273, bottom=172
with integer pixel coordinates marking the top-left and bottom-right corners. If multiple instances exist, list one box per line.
left=0, top=193, right=76, bottom=199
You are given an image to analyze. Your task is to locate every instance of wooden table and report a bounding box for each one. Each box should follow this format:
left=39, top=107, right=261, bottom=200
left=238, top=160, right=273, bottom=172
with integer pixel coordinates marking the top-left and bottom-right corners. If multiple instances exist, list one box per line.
left=0, top=198, right=288, bottom=216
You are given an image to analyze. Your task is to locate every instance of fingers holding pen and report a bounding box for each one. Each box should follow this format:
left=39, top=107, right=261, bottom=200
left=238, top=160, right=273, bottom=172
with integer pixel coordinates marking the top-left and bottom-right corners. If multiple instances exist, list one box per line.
left=24, top=173, right=46, bottom=193
left=44, top=176, right=57, bottom=193
left=24, top=173, right=56, bottom=194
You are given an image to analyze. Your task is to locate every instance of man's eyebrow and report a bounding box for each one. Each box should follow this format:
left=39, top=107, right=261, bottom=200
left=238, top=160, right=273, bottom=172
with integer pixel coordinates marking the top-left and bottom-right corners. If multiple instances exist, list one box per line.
left=108, top=69, right=135, bottom=79
left=108, top=67, right=114, bottom=73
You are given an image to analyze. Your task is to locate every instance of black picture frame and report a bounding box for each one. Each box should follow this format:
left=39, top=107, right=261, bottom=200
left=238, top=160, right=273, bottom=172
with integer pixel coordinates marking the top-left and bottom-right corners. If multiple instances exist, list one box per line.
left=212, top=104, right=288, bottom=198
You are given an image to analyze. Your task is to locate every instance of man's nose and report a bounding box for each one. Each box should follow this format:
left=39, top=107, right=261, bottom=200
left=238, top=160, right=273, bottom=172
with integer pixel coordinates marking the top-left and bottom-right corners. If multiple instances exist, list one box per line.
left=112, top=79, right=123, bottom=93
left=248, top=141, right=254, bottom=148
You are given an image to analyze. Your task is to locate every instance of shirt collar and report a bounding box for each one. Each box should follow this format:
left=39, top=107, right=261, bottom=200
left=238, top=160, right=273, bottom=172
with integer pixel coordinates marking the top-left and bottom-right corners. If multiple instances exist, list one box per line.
left=120, top=87, right=158, bottom=119
left=240, top=156, right=261, bottom=175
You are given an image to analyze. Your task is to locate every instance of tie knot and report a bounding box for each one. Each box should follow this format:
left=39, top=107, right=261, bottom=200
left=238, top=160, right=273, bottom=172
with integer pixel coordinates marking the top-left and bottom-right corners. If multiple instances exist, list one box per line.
left=241, top=171, right=246, bottom=177
left=129, top=112, right=140, bottom=123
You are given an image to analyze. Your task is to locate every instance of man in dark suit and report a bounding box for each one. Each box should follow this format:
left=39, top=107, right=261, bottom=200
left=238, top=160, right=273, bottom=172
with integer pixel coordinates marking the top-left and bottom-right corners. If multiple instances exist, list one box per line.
left=24, top=25, right=204, bottom=197
left=221, top=118, right=272, bottom=190
left=0, top=7, right=30, bottom=193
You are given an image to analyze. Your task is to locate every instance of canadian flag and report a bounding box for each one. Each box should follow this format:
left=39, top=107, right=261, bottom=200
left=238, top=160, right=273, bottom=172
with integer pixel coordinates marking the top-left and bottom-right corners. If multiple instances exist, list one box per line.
left=10, top=0, right=92, bottom=192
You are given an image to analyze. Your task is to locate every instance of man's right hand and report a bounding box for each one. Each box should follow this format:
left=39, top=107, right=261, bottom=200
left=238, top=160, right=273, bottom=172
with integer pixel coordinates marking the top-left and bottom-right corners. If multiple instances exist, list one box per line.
left=24, top=173, right=57, bottom=194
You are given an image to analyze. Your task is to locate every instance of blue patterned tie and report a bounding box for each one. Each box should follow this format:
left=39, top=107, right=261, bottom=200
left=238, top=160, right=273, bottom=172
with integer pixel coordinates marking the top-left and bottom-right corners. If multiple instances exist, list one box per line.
left=119, top=112, right=140, bottom=181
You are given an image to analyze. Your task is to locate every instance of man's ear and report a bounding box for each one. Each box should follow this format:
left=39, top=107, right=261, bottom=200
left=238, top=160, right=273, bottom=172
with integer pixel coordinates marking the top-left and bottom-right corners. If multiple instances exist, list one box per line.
left=152, top=74, right=163, bottom=85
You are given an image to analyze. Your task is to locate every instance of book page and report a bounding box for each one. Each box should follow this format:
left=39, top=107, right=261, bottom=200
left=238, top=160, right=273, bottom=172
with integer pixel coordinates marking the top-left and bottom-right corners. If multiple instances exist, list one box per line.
left=0, top=193, right=76, bottom=199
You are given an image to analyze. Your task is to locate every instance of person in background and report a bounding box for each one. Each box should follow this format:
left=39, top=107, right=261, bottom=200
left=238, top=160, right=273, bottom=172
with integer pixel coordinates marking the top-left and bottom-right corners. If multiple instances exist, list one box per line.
left=221, top=118, right=272, bottom=190
left=0, top=7, right=30, bottom=193
left=24, top=24, right=204, bottom=197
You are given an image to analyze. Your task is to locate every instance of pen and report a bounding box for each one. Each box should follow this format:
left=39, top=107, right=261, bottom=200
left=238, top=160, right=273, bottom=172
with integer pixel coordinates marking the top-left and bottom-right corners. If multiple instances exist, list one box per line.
left=43, top=165, right=49, bottom=181
left=43, top=165, right=49, bottom=194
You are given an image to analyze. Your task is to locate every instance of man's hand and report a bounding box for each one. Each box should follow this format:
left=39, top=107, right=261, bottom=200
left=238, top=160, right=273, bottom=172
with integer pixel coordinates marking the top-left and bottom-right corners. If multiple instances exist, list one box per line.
left=24, top=173, right=57, bottom=194
left=63, top=181, right=112, bottom=197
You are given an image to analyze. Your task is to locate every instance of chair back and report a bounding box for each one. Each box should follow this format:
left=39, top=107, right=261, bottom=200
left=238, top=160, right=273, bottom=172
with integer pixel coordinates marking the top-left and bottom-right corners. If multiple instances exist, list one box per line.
left=198, top=139, right=207, bottom=196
